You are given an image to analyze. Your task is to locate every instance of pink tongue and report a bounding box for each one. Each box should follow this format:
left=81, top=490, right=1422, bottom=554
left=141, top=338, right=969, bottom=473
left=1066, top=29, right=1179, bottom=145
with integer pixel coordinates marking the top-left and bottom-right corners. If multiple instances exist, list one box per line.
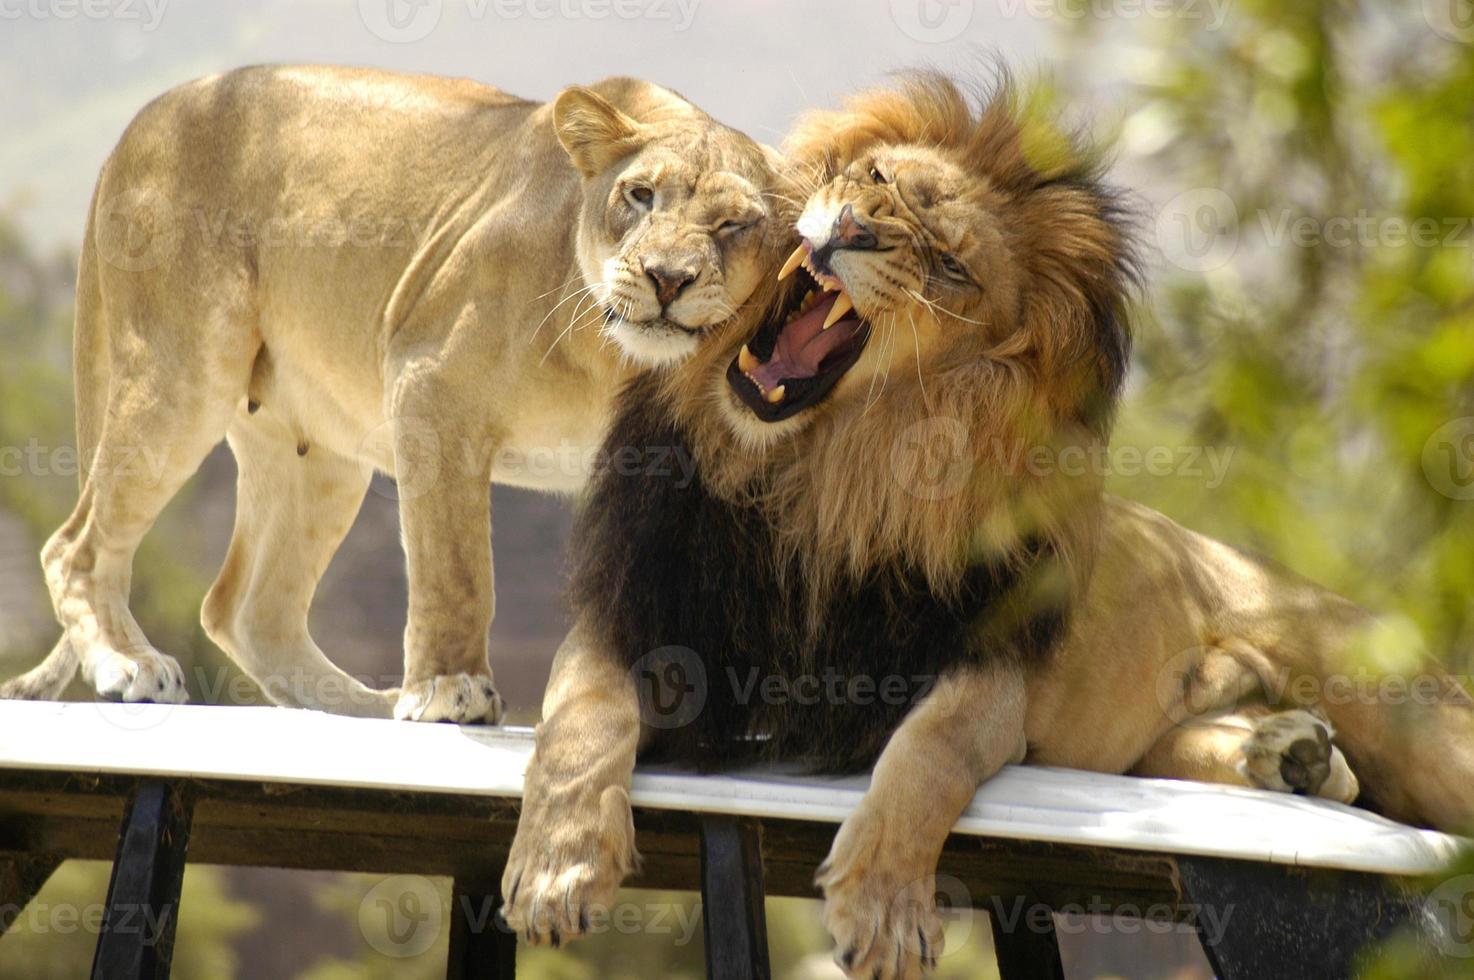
left=746, top=293, right=861, bottom=391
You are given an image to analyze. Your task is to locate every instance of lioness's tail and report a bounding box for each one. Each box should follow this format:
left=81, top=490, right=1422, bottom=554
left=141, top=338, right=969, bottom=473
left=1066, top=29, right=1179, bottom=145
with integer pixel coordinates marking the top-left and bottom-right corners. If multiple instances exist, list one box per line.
left=0, top=639, right=79, bottom=700
left=1, top=181, right=111, bottom=702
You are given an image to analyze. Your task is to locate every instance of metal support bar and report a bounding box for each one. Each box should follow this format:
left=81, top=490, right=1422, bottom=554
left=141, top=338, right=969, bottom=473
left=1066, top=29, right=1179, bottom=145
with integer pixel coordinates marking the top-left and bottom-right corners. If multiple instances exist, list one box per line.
left=989, top=894, right=1066, bottom=980
left=0, top=852, right=63, bottom=938
left=1178, top=854, right=1432, bottom=980
left=446, top=878, right=517, bottom=979
left=699, top=815, right=771, bottom=980
left=90, top=781, right=193, bottom=980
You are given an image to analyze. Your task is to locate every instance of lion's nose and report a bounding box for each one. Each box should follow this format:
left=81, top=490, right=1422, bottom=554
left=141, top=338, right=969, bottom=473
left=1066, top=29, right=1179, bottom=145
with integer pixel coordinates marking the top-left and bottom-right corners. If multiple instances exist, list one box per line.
left=832, top=204, right=878, bottom=251
left=644, top=264, right=697, bottom=308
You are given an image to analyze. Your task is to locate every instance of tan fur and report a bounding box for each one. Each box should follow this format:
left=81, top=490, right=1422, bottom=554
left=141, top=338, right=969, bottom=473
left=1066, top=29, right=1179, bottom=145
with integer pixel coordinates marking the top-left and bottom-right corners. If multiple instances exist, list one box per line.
left=0, top=66, right=785, bottom=718
left=1032, top=496, right=1474, bottom=830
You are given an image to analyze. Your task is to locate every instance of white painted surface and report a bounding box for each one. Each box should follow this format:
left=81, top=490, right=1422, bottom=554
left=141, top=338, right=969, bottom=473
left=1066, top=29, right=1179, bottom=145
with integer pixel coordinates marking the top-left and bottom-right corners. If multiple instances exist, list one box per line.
left=0, top=701, right=1463, bottom=875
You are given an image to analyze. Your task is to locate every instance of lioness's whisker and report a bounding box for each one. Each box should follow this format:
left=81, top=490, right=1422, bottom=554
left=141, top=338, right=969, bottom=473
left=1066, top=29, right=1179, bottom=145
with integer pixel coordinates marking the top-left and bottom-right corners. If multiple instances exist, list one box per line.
left=531, top=281, right=605, bottom=343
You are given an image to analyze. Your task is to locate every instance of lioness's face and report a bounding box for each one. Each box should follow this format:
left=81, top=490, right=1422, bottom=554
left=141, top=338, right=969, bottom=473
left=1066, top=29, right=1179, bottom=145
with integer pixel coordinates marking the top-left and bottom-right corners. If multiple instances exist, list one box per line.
left=555, top=87, right=776, bottom=367
left=726, top=145, right=1021, bottom=434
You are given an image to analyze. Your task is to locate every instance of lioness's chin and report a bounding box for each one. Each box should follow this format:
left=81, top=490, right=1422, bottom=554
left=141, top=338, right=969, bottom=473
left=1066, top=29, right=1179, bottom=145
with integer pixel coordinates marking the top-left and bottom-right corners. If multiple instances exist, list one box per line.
left=605, top=317, right=703, bottom=367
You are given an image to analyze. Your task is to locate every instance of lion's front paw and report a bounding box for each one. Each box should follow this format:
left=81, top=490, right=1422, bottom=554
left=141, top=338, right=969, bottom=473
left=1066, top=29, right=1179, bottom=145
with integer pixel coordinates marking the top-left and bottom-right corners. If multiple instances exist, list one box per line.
left=817, top=812, right=944, bottom=980
left=1242, top=709, right=1359, bottom=803
left=501, top=785, right=640, bottom=947
left=393, top=672, right=503, bottom=724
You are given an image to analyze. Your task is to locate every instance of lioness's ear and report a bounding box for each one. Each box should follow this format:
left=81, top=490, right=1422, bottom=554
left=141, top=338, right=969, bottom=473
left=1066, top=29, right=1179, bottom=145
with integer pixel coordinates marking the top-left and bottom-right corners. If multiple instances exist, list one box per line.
left=554, top=86, right=645, bottom=178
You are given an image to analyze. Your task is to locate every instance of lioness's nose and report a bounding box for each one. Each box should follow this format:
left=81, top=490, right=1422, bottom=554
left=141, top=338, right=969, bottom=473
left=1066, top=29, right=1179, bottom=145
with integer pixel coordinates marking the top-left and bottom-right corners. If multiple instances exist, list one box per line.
left=832, top=204, right=878, bottom=250
left=645, top=265, right=697, bottom=308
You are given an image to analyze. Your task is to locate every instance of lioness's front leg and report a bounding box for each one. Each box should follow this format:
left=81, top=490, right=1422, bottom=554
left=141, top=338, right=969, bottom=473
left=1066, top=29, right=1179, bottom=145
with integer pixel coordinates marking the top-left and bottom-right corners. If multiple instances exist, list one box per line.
left=818, top=664, right=1027, bottom=980
left=501, top=620, right=643, bottom=944
left=390, top=402, right=503, bottom=724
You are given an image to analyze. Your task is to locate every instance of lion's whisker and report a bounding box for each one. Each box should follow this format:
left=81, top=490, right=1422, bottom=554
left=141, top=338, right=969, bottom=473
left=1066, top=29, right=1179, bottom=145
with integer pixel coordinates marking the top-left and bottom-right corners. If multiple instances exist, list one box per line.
left=905, top=310, right=933, bottom=413
left=905, top=288, right=986, bottom=327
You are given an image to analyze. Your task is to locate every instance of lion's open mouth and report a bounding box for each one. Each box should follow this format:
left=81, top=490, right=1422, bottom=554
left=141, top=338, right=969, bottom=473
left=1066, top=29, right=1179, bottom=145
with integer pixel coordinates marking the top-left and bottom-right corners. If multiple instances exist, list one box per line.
left=727, top=244, right=871, bottom=423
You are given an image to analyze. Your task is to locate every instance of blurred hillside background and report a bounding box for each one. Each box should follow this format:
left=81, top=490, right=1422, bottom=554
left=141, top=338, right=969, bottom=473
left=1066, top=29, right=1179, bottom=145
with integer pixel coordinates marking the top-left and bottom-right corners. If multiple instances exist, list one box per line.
left=2, top=0, right=1472, bottom=977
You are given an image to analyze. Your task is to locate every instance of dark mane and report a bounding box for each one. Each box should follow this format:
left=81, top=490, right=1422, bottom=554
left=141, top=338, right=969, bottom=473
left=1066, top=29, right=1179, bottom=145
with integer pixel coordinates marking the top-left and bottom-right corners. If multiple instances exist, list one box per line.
left=568, top=374, right=1070, bottom=773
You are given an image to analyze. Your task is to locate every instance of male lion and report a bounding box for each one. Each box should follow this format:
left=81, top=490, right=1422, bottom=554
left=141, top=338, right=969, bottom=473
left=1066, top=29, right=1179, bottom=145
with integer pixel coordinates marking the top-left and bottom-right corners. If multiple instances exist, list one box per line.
left=0, top=66, right=785, bottom=723
left=502, top=75, right=1474, bottom=979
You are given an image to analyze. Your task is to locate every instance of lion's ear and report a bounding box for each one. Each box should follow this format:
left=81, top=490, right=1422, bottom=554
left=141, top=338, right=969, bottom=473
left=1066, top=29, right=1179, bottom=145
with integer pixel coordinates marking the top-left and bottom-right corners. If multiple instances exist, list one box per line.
left=554, top=86, right=645, bottom=178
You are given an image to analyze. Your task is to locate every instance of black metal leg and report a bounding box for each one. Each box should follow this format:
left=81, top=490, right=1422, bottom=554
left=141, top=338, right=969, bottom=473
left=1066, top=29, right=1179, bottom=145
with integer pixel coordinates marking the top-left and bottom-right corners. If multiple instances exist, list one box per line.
left=91, top=781, right=193, bottom=980
left=0, top=853, right=63, bottom=938
left=699, top=815, right=770, bottom=980
left=989, top=895, right=1066, bottom=980
left=1179, top=855, right=1428, bottom=980
left=447, top=878, right=516, bottom=979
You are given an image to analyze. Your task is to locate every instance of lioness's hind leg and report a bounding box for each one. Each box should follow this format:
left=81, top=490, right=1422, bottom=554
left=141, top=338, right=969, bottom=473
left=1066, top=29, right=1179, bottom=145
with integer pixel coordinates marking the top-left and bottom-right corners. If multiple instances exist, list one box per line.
left=201, top=412, right=396, bottom=717
left=44, top=315, right=251, bottom=705
left=1133, top=709, right=1359, bottom=803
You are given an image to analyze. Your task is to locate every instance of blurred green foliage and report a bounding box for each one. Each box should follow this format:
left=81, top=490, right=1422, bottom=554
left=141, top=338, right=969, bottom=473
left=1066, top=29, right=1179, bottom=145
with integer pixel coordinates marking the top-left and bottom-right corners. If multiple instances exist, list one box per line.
left=1060, top=2, right=1474, bottom=675
left=1, top=861, right=258, bottom=980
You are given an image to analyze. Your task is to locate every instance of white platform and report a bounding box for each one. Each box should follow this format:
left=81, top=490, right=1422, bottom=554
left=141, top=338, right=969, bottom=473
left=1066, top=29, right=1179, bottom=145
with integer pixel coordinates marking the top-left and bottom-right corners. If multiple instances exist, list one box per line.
left=0, top=701, right=1463, bottom=876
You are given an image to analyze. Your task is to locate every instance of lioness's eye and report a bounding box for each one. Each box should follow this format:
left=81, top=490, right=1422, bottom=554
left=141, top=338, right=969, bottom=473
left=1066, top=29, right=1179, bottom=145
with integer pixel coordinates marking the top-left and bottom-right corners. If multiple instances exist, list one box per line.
left=717, top=219, right=754, bottom=235
left=626, top=185, right=655, bottom=209
left=869, top=165, right=888, bottom=185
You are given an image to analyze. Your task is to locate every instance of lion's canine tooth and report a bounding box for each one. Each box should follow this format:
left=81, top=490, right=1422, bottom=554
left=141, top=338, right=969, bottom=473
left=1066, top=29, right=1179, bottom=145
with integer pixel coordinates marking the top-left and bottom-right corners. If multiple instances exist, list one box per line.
left=765, top=385, right=786, bottom=404
left=778, top=245, right=806, bottom=281
left=739, top=344, right=759, bottom=372
left=823, top=291, right=854, bottom=329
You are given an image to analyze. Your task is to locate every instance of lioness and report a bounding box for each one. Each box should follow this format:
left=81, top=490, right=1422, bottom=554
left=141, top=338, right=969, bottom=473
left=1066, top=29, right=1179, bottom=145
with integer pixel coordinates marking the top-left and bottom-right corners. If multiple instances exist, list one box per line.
left=502, top=75, right=1474, bottom=979
left=0, top=66, right=785, bottom=723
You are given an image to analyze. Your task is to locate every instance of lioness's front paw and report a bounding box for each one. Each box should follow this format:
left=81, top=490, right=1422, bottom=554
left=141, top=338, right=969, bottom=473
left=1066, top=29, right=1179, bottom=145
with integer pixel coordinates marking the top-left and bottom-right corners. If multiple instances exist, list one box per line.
left=1242, top=709, right=1359, bottom=803
left=501, top=785, right=640, bottom=946
left=817, top=813, right=944, bottom=980
left=393, top=672, right=503, bottom=724
left=88, top=646, right=189, bottom=705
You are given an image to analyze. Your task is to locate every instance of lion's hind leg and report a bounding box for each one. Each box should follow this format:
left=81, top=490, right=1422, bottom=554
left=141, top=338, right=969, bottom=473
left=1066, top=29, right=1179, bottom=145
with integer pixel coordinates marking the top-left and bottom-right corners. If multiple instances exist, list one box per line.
left=1132, top=707, right=1359, bottom=804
